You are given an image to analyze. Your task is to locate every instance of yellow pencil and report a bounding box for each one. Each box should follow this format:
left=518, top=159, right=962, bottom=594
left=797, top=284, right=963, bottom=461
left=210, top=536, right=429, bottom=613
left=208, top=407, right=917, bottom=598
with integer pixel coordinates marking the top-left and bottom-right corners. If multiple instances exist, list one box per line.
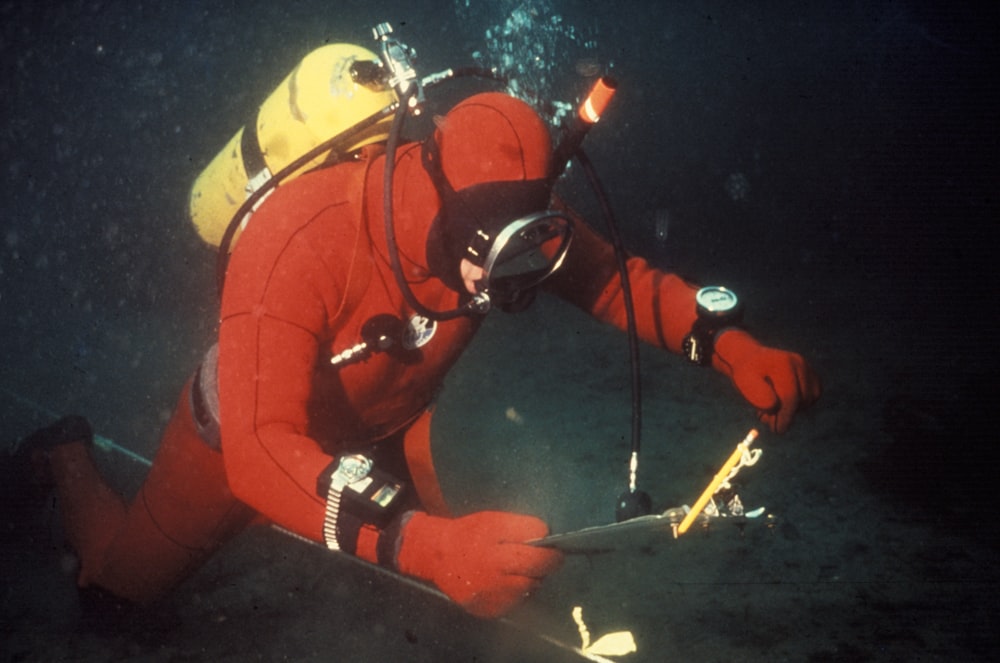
left=677, top=429, right=759, bottom=535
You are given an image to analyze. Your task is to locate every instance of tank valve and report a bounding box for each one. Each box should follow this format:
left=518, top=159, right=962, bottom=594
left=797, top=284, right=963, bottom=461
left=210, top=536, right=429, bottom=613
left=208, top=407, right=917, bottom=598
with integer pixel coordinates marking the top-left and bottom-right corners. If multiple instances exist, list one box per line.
left=373, top=22, right=424, bottom=112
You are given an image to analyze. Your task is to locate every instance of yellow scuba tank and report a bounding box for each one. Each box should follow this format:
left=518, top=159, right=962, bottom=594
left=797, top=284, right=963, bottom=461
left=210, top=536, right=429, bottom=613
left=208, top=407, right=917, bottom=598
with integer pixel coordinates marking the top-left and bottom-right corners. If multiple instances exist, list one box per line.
left=189, top=43, right=396, bottom=247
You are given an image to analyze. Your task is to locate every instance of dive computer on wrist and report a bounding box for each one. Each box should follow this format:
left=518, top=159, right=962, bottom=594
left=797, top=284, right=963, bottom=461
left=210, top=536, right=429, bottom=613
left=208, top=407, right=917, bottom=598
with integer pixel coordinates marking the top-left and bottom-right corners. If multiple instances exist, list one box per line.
left=682, top=286, right=744, bottom=366
left=318, top=453, right=407, bottom=552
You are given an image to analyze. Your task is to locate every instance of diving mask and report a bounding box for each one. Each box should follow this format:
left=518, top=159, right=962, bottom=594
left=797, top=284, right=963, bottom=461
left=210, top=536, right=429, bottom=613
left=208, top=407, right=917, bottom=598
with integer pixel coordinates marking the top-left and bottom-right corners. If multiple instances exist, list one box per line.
left=472, top=210, right=573, bottom=311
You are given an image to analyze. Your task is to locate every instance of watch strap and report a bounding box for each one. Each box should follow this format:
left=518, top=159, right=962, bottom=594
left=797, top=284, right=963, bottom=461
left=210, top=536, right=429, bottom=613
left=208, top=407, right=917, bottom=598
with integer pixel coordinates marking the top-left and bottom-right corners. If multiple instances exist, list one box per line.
left=683, top=323, right=743, bottom=366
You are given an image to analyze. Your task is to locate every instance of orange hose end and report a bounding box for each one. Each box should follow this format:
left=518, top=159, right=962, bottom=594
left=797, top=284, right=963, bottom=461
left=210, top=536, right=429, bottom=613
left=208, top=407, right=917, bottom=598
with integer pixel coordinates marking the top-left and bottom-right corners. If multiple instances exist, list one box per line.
left=578, top=76, right=618, bottom=124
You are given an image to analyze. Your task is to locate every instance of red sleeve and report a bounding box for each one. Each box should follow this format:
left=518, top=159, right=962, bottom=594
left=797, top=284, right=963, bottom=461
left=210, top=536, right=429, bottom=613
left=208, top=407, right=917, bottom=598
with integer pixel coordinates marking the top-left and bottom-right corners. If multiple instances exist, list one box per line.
left=545, top=211, right=701, bottom=354
left=217, top=197, right=352, bottom=543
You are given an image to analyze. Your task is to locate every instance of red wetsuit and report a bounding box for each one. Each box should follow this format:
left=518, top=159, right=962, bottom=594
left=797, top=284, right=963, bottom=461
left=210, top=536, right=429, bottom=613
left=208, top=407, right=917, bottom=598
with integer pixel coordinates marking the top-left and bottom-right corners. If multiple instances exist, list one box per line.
left=217, top=142, right=703, bottom=546
left=46, top=87, right=819, bottom=608
left=53, top=141, right=703, bottom=602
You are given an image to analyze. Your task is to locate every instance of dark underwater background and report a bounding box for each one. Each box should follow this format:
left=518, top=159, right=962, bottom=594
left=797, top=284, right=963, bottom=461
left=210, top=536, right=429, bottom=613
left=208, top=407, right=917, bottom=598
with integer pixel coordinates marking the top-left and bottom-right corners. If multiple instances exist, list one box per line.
left=2, top=1, right=997, bottom=660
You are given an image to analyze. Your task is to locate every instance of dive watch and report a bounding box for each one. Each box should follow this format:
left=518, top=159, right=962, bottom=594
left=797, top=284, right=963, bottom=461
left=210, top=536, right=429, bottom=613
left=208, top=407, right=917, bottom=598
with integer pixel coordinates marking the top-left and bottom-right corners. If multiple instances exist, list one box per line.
left=682, top=286, right=744, bottom=366
left=318, top=453, right=407, bottom=553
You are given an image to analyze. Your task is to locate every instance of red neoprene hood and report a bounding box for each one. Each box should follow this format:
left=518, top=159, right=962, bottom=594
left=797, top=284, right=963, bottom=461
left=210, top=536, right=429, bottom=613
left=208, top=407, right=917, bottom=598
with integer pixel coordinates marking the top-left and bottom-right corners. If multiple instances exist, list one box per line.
left=422, top=93, right=555, bottom=289
left=434, top=92, right=552, bottom=188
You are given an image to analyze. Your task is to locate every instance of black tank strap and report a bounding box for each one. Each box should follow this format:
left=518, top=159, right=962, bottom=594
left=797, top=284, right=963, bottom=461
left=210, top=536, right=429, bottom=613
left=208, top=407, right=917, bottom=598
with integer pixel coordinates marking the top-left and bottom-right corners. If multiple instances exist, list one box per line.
left=240, top=119, right=268, bottom=179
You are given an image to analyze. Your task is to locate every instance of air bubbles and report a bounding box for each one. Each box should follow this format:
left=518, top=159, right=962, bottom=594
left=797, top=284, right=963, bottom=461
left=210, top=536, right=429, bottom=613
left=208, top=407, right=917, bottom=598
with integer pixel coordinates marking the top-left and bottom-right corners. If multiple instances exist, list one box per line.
left=459, top=0, right=599, bottom=127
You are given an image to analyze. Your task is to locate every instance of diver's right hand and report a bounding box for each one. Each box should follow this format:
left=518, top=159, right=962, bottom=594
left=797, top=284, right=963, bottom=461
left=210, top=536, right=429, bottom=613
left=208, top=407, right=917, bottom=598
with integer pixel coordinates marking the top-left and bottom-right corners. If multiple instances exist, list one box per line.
left=713, top=329, right=821, bottom=434
left=395, top=511, right=563, bottom=618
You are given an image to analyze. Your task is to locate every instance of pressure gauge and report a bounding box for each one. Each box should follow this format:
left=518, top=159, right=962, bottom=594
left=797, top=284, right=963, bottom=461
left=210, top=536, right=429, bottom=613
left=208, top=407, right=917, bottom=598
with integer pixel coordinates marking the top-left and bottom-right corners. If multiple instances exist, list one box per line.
left=695, top=286, right=740, bottom=317
left=683, top=286, right=744, bottom=366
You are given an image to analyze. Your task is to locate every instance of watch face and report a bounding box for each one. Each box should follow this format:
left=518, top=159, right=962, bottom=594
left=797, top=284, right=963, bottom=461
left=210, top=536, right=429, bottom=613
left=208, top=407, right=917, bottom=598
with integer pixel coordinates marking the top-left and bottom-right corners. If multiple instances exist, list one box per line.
left=696, top=286, right=739, bottom=314
left=337, top=454, right=373, bottom=484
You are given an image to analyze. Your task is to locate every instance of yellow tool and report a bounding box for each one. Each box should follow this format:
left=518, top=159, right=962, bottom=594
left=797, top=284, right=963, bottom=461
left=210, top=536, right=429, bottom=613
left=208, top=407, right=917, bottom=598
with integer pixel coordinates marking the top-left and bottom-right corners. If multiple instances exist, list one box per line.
left=676, top=429, right=760, bottom=536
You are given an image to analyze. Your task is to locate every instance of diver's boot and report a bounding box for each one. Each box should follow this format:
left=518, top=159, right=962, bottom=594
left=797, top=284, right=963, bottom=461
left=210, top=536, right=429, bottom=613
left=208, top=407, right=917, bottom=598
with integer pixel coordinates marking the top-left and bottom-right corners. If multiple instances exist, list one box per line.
left=46, top=436, right=129, bottom=591
left=20, top=415, right=93, bottom=450
left=3, top=415, right=92, bottom=507
left=1, top=415, right=96, bottom=551
left=12, top=415, right=94, bottom=490
left=10, top=415, right=129, bottom=591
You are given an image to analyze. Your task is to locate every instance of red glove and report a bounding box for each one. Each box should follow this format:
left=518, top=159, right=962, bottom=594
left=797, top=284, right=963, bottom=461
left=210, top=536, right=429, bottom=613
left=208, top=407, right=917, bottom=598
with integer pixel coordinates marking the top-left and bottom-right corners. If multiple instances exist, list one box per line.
left=714, top=330, right=821, bottom=434
left=395, top=511, right=563, bottom=618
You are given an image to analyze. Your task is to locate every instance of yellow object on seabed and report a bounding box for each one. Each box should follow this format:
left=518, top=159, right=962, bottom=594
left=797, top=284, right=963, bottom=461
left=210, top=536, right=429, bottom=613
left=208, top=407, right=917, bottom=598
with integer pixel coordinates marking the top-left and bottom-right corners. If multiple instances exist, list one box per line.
left=572, top=606, right=637, bottom=659
left=189, top=43, right=396, bottom=247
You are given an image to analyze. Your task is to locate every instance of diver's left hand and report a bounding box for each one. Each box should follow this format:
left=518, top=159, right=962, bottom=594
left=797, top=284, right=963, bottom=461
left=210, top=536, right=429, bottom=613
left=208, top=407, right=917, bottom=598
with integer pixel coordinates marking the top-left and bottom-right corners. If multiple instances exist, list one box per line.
left=713, top=330, right=821, bottom=434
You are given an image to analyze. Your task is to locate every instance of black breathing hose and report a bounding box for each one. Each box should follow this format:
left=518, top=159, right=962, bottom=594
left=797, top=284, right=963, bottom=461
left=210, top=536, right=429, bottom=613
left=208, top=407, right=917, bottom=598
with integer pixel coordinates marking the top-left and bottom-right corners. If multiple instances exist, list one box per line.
left=381, top=68, right=508, bottom=322
left=572, top=148, right=652, bottom=521
left=381, top=88, right=474, bottom=321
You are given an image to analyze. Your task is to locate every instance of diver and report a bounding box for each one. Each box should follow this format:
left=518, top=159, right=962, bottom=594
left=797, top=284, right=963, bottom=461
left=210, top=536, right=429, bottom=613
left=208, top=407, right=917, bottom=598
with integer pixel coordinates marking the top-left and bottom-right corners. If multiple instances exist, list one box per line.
left=13, top=90, right=820, bottom=620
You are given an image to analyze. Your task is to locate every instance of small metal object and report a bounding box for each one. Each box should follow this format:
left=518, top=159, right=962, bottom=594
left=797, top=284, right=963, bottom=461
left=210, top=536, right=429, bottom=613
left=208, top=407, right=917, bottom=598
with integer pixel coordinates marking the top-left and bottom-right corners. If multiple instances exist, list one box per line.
left=373, top=22, right=424, bottom=110
left=333, top=454, right=372, bottom=489
left=727, top=494, right=745, bottom=517
left=329, top=314, right=404, bottom=368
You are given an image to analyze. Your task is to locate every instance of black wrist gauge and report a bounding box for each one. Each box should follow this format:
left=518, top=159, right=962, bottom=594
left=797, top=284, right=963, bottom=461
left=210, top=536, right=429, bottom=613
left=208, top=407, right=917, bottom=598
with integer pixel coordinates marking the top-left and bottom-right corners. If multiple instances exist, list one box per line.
left=682, top=286, right=743, bottom=366
left=317, top=454, right=407, bottom=533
